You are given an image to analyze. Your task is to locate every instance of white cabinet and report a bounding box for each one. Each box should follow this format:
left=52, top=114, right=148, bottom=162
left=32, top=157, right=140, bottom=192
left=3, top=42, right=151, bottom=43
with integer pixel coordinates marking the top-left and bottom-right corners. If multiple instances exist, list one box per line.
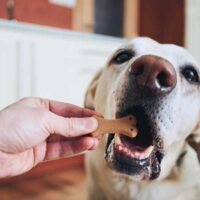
left=185, top=0, right=200, bottom=63
left=0, top=20, right=124, bottom=108
left=0, top=38, right=18, bottom=107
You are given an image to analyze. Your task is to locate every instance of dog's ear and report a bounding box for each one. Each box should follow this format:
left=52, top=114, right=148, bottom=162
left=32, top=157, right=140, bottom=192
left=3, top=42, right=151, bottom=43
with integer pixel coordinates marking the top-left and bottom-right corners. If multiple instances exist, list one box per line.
left=190, top=123, right=200, bottom=143
left=84, top=69, right=103, bottom=110
left=187, top=125, right=200, bottom=162
left=187, top=136, right=200, bottom=163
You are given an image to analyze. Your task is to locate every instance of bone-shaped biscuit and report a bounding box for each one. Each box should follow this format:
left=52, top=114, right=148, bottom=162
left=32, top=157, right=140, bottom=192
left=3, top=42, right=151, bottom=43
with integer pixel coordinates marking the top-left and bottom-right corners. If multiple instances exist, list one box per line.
left=92, top=115, right=137, bottom=138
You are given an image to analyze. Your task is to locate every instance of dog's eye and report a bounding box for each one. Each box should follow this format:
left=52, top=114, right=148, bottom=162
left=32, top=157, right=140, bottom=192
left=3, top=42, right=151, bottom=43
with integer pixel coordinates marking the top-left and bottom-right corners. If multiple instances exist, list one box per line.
left=112, top=50, right=134, bottom=64
left=182, top=66, right=199, bottom=84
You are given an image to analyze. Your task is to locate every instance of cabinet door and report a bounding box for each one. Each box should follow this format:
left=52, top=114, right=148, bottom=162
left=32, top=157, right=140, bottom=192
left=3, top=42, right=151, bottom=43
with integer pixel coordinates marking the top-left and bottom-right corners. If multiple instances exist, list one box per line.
left=0, top=38, right=18, bottom=108
left=0, top=22, right=124, bottom=108
left=31, top=34, right=121, bottom=106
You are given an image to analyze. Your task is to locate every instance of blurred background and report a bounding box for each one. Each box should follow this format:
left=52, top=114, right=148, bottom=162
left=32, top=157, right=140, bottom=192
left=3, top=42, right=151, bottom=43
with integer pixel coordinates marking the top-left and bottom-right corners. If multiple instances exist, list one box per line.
left=0, top=0, right=199, bottom=199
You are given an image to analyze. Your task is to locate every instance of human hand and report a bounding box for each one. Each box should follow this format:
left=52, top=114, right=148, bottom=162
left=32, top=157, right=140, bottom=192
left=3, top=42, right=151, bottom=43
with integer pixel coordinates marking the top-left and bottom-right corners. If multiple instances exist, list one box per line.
left=0, top=98, right=99, bottom=178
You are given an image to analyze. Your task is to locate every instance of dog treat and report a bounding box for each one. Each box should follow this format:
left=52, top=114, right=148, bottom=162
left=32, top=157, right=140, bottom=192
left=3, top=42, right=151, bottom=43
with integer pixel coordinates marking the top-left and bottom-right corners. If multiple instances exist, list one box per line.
left=92, top=115, right=137, bottom=138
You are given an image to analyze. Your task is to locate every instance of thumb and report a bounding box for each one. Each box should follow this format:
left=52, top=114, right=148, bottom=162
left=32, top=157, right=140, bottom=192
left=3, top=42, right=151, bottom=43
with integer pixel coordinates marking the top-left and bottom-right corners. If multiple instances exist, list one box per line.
left=46, top=112, right=98, bottom=137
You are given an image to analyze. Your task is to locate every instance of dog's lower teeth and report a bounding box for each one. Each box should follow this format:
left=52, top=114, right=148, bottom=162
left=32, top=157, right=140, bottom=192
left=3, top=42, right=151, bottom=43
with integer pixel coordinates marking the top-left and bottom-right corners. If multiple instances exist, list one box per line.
left=114, top=134, right=121, bottom=145
left=144, top=145, right=154, bottom=157
left=118, top=145, right=122, bottom=151
left=115, top=144, right=154, bottom=160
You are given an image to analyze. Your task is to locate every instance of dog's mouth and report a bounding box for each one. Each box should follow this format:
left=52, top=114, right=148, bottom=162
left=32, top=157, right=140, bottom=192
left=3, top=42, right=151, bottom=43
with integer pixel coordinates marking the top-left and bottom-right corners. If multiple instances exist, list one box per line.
left=105, top=106, right=164, bottom=180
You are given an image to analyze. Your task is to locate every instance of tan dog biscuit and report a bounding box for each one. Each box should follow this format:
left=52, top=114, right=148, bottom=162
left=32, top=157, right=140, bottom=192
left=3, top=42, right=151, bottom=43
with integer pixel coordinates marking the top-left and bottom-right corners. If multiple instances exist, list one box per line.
left=92, top=115, right=137, bottom=138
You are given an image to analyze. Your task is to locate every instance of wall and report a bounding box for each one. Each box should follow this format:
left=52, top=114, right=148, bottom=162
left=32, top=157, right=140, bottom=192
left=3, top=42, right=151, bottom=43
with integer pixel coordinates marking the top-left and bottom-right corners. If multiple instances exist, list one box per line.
left=0, top=0, right=72, bottom=29
left=139, top=0, right=185, bottom=46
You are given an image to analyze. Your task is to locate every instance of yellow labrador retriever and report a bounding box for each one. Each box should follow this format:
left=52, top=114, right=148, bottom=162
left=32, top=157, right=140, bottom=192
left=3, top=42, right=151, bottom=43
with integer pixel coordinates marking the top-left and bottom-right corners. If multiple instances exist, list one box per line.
left=84, top=37, right=200, bottom=200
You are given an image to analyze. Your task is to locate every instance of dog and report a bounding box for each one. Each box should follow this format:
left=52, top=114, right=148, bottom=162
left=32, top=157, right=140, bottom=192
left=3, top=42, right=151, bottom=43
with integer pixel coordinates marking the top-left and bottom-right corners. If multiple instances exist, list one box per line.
left=84, top=37, right=200, bottom=200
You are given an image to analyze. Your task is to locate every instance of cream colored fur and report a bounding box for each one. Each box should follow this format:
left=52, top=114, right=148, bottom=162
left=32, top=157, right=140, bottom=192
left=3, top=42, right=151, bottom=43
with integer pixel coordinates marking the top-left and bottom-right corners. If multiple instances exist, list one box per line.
left=84, top=37, right=200, bottom=200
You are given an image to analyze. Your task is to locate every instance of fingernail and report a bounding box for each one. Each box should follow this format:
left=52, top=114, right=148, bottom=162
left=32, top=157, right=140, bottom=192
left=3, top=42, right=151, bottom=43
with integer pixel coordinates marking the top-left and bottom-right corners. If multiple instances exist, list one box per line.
left=89, top=138, right=99, bottom=150
left=94, top=112, right=104, bottom=117
left=83, top=117, right=98, bottom=132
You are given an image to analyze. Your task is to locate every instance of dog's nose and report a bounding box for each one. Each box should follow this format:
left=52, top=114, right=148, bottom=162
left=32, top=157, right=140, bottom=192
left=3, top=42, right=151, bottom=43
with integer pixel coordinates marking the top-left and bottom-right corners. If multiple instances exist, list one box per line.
left=129, top=55, right=176, bottom=95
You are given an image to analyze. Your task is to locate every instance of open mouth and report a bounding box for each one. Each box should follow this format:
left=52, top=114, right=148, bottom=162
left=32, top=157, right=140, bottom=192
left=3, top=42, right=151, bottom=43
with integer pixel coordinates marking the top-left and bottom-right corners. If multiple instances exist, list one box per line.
left=105, top=106, right=164, bottom=180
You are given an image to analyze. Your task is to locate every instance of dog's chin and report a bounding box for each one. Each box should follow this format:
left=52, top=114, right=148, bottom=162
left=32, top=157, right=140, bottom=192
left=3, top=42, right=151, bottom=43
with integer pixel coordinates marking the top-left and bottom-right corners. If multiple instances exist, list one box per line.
left=104, top=106, right=164, bottom=180
left=105, top=134, right=163, bottom=180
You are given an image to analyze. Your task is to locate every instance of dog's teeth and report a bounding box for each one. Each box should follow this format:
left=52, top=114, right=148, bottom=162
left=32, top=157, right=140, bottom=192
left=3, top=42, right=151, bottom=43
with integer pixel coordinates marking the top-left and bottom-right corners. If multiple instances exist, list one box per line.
left=134, top=152, right=140, bottom=158
left=118, top=145, right=122, bottom=151
left=144, top=145, right=154, bottom=157
left=130, top=153, right=134, bottom=158
left=139, top=154, right=147, bottom=160
left=136, top=146, right=154, bottom=160
left=114, top=134, right=121, bottom=145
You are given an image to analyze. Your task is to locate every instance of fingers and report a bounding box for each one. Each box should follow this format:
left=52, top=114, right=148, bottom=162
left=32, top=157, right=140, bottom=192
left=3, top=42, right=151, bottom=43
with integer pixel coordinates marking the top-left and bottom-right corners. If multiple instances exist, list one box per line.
left=16, top=97, right=102, bottom=117
left=43, top=99, right=101, bottom=118
left=46, top=112, right=98, bottom=137
left=0, top=149, right=41, bottom=178
left=45, top=137, right=99, bottom=160
left=0, top=137, right=99, bottom=178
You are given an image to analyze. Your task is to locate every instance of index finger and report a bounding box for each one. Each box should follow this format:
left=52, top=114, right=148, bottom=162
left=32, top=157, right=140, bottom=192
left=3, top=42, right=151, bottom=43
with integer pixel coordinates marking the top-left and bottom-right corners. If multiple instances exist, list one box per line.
left=44, top=99, right=101, bottom=118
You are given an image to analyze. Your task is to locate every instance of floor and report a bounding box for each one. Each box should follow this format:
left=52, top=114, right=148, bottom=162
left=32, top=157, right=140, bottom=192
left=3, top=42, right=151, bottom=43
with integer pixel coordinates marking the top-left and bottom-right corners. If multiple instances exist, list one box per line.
left=0, top=166, right=86, bottom=200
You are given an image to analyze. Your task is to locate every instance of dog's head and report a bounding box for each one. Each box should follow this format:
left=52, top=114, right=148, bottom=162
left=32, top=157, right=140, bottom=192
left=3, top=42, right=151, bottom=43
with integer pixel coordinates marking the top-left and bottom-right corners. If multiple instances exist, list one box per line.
left=85, top=37, right=200, bottom=181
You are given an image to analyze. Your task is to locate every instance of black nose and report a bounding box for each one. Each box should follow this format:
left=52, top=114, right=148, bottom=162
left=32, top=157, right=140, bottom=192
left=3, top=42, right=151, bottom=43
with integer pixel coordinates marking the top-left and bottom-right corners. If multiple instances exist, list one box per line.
left=129, top=55, right=176, bottom=95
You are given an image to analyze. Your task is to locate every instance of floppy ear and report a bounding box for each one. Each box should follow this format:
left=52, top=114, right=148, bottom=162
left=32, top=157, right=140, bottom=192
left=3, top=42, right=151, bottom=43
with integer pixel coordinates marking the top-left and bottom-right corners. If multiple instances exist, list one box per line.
left=187, top=124, right=200, bottom=162
left=84, top=69, right=103, bottom=110
left=190, top=122, right=200, bottom=143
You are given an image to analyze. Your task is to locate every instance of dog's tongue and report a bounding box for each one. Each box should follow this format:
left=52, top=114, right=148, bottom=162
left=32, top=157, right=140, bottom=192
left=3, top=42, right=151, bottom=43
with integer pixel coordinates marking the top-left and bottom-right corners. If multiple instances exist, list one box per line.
left=114, top=134, right=154, bottom=160
left=120, top=135, right=146, bottom=151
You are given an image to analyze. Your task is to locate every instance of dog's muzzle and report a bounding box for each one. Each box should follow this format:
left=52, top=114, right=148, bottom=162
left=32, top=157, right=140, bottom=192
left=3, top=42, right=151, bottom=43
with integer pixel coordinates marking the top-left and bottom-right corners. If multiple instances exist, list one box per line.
left=104, top=55, right=176, bottom=180
left=105, top=106, right=164, bottom=180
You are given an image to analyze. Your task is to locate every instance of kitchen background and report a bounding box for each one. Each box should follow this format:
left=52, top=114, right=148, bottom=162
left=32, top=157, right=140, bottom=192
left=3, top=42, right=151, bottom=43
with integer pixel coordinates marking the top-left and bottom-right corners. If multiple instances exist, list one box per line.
left=0, top=0, right=199, bottom=199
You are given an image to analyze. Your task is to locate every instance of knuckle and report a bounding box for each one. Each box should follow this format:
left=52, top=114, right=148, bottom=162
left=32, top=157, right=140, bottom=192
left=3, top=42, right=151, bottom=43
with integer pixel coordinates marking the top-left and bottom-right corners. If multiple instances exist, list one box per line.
left=66, top=118, right=76, bottom=134
left=19, top=97, right=50, bottom=109
left=19, top=97, right=39, bottom=105
left=19, top=97, right=31, bottom=102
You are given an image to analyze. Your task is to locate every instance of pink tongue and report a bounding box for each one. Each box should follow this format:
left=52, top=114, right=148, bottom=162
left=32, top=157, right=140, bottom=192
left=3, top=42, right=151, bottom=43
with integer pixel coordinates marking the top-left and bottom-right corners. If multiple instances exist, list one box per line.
left=131, top=146, right=146, bottom=152
left=120, top=135, right=146, bottom=152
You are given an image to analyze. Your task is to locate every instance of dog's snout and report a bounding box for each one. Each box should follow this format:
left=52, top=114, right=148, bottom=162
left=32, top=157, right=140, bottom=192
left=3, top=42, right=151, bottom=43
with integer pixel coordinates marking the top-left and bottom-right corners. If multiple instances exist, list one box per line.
left=129, top=55, right=176, bottom=95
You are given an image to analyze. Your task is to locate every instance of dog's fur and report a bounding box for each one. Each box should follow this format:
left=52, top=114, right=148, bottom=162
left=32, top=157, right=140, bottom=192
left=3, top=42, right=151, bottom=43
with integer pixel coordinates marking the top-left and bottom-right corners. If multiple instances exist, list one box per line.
left=84, top=37, right=200, bottom=200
